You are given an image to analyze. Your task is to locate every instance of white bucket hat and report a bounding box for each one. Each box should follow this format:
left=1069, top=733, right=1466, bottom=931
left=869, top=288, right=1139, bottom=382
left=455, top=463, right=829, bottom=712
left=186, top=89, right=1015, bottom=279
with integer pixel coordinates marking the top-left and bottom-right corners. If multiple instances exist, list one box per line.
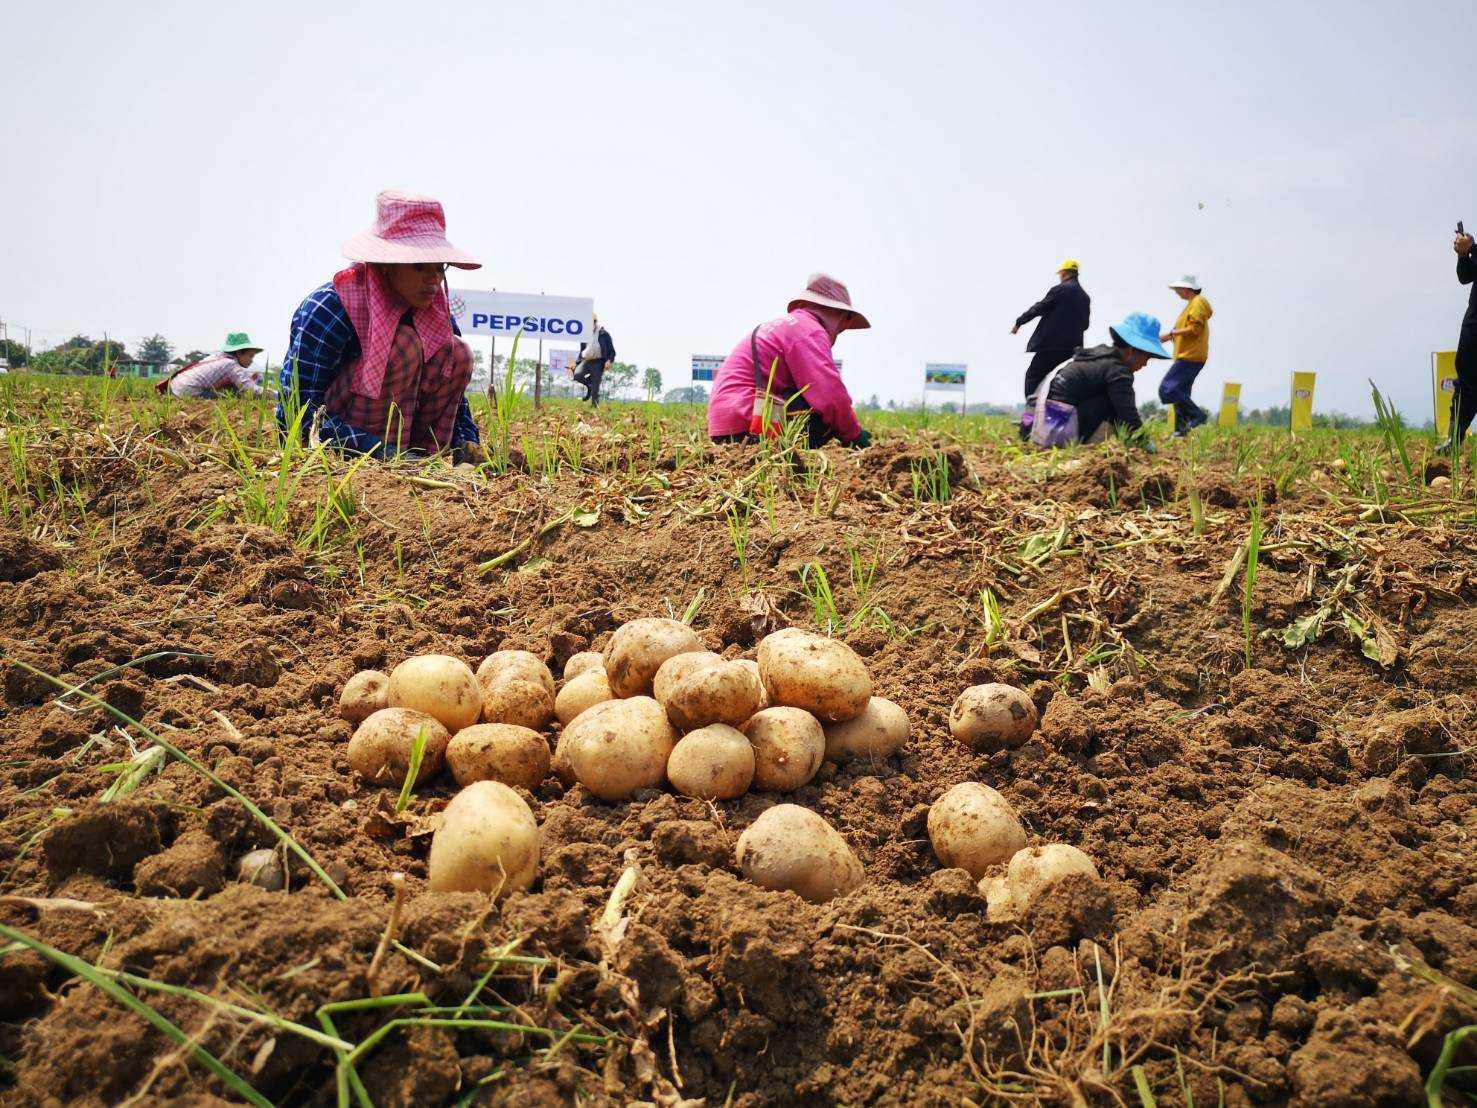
left=1168, top=274, right=1203, bottom=292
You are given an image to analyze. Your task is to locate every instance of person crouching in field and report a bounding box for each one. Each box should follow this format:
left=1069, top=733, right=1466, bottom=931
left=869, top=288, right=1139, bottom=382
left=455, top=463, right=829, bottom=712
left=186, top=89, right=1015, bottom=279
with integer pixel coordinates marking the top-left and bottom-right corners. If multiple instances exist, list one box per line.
left=1030, top=312, right=1168, bottom=447
left=160, top=334, right=266, bottom=398
left=707, top=273, right=871, bottom=448
left=277, top=190, right=485, bottom=463
left=1158, top=275, right=1213, bottom=435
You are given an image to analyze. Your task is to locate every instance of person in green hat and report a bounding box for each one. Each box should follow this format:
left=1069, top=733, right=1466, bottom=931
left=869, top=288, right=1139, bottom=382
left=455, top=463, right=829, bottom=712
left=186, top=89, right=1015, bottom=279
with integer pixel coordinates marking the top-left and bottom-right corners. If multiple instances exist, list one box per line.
left=161, top=333, right=266, bottom=398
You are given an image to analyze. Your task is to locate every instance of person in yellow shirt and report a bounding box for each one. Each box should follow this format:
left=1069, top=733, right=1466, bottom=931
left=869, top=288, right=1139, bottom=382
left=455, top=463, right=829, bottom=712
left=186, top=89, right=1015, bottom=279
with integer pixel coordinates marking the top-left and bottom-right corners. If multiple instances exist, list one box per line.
left=1157, top=275, right=1213, bottom=434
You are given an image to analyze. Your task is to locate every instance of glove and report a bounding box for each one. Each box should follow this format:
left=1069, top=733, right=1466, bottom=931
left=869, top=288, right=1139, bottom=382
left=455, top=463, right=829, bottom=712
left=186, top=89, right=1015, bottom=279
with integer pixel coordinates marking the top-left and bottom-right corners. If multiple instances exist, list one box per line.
left=848, top=429, right=872, bottom=449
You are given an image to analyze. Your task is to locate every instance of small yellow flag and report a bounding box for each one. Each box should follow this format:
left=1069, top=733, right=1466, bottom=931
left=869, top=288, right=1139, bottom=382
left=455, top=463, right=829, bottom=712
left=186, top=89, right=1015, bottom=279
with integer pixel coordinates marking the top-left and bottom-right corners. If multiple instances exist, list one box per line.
left=1433, top=352, right=1459, bottom=439
left=1289, top=371, right=1316, bottom=432
left=1218, top=382, right=1241, bottom=428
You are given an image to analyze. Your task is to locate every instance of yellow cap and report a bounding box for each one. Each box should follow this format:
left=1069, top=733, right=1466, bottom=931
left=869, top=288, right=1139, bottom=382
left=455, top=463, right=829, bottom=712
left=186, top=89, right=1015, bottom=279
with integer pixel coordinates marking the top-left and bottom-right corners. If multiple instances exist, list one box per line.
left=1058, top=258, right=1080, bottom=273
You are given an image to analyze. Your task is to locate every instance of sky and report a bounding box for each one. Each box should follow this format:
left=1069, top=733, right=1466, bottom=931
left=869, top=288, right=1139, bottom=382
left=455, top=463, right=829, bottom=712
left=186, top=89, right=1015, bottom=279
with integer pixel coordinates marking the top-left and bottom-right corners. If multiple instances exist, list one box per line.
left=3, top=0, right=1475, bottom=419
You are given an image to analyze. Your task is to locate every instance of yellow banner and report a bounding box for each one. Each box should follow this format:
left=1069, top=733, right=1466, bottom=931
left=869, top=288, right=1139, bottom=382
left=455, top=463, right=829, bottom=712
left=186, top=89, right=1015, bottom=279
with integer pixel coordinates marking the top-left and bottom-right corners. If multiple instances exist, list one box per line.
left=1433, top=351, right=1458, bottom=439
left=1218, top=382, right=1241, bottom=428
left=1290, top=371, right=1316, bottom=432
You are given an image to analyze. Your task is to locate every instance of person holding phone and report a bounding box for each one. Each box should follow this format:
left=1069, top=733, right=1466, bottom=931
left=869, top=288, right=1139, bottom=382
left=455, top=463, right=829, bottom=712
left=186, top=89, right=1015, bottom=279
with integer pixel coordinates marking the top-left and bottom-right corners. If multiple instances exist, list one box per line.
left=1444, top=222, right=1476, bottom=452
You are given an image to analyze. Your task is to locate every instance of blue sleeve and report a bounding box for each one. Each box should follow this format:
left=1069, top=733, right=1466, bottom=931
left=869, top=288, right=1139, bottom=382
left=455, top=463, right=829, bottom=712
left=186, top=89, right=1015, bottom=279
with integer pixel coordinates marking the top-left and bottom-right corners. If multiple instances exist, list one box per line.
left=277, top=285, right=387, bottom=456
left=453, top=398, right=479, bottom=446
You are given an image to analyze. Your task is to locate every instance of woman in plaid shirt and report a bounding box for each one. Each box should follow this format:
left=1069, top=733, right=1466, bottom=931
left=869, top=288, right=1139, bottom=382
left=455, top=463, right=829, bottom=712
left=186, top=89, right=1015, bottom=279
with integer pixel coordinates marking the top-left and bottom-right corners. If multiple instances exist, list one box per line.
left=278, top=190, right=485, bottom=462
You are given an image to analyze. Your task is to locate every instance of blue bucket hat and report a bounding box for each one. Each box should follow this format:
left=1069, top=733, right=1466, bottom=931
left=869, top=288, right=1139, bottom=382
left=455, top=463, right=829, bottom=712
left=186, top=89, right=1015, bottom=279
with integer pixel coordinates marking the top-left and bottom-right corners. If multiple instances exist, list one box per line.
left=1108, top=312, right=1170, bottom=359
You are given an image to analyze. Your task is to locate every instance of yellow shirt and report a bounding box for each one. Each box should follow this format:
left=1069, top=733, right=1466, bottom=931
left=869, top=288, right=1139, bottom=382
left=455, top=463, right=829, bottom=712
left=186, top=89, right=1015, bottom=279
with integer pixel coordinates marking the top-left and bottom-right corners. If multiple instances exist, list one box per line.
left=1172, top=294, right=1212, bottom=362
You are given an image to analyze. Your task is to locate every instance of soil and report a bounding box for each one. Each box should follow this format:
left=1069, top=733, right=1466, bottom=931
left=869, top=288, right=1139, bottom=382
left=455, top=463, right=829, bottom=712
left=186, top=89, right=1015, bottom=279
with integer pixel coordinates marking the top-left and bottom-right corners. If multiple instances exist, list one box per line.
left=1, top=400, right=1474, bottom=1106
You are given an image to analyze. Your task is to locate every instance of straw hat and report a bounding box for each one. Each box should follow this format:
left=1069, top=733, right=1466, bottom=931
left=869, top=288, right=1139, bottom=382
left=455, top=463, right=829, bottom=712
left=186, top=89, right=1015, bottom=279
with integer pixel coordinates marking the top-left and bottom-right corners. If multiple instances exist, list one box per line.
left=342, top=190, right=481, bottom=269
left=788, top=273, right=870, bottom=329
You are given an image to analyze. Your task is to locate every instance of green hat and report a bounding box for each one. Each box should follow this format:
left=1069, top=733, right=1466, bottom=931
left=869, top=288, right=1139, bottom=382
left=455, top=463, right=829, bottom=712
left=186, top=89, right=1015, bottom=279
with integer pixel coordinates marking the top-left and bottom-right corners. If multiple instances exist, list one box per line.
left=222, top=332, right=264, bottom=354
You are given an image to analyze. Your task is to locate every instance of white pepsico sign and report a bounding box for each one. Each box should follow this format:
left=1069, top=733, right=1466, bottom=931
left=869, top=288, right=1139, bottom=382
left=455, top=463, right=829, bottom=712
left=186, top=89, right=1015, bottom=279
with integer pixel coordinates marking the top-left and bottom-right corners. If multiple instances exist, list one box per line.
left=449, top=290, right=594, bottom=343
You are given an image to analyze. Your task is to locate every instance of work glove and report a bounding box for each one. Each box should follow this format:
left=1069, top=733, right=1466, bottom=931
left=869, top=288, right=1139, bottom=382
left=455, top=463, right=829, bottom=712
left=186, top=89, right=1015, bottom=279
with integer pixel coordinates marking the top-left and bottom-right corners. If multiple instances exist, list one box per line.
left=848, top=429, right=873, bottom=449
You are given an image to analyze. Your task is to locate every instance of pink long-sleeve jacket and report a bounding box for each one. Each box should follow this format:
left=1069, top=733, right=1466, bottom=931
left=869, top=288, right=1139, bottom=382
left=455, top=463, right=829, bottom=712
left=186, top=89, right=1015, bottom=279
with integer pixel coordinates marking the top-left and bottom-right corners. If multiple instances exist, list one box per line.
left=707, top=309, right=862, bottom=441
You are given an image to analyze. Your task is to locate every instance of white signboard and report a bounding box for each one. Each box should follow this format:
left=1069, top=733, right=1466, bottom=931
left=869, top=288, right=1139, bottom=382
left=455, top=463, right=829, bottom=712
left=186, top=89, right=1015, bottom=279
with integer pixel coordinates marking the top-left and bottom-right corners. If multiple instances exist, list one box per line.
left=548, top=349, right=578, bottom=377
left=449, top=289, right=594, bottom=343
left=691, top=355, right=724, bottom=382
left=924, top=363, right=967, bottom=393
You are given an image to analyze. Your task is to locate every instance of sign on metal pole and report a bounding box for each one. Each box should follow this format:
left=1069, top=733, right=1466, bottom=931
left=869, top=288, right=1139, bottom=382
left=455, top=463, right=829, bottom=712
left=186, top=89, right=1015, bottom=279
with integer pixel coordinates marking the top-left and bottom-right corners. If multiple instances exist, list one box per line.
left=691, top=355, right=723, bottom=383
left=1289, top=371, right=1316, bottom=433
left=924, top=363, right=967, bottom=393
left=1433, top=351, right=1458, bottom=440
left=449, top=290, right=594, bottom=344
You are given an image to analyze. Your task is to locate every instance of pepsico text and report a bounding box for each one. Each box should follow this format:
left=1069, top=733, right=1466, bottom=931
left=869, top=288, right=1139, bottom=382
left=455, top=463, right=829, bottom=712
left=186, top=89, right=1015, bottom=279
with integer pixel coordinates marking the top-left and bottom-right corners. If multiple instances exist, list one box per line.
left=470, top=314, right=585, bottom=336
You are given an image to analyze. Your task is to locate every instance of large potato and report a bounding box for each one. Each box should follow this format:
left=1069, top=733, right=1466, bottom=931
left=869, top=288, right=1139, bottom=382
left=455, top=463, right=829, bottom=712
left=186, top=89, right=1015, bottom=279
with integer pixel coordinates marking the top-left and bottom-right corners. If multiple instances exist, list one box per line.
left=927, top=782, right=1027, bottom=879
left=757, top=628, right=871, bottom=722
left=666, top=724, right=755, bottom=800
left=481, top=678, right=555, bottom=732
left=387, top=655, right=482, bottom=731
left=476, top=650, right=555, bottom=698
left=563, top=651, right=606, bottom=681
left=555, top=669, right=614, bottom=726
left=666, top=659, right=764, bottom=732
left=427, top=781, right=539, bottom=895
left=339, top=669, right=389, bottom=725
left=823, top=697, right=909, bottom=762
left=446, top=723, right=551, bottom=790
left=604, top=619, right=704, bottom=698
left=564, top=696, right=677, bottom=801
left=1005, top=843, right=1099, bottom=912
left=347, top=707, right=451, bottom=786
left=652, top=651, right=722, bottom=706
left=736, top=659, right=770, bottom=709
left=735, top=804, right=863, bottom=903
left=744, top=707, right=825, bottom=792
left=949, top=684, right=1038, bottom=753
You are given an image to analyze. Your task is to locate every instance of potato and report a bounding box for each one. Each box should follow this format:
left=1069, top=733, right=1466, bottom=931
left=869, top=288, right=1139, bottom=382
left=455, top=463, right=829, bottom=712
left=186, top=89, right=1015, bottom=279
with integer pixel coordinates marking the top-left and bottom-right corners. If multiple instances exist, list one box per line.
left=823, top=697, right=909, bottom=761
left=757, top=628, right=871, bottom=722
left=347, top=707, right=451, bottom=786
left=666, top=659, right=764, bottom=732
left=603, top=618, right=704, bottom=698
left=652, top=650, right=722, bottom=706
left=1005, top=843, right=1099, bottom=911
left=555, top=669, right=614, bottom=726
left=563, top=696, right=677, bottom=801
left=481, top=678, right=555, bottom=731
left=744, top=707, right=825, bottom=792
left=1430, top=475, right=1452, bottom=494
left=667, top=724, right=755, bottom=800
left=949, top=683, right=1038, bottom=753
left=476, top=650, right=555, bottom=698
left=563, top=651, right=606, bottom=681
left=735, top=804, right=863, bottom=903
left=446, top=723, right=551, bottom=790
left=427, top=781, right=539, bottom=896
left=339, top=669, right=389, bottom=725
left=736, top=659, right=770, bottom=709
left=979, top=874, right=1013, bottom=919
left=927, top=783, right=1027, bottom=879
left=387, top=655, right=482, bottom=732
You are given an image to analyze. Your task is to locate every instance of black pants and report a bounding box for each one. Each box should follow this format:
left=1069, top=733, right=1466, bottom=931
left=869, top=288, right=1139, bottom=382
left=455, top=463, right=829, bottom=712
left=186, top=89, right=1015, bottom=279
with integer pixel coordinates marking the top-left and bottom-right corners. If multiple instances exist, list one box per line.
left=573, top=364, right=604, bottom=406
left=1072, top=394, right=1121, bottom=443
left=1024, top=348, right=1073, bottom=401
left=1453, top=323, right=1477, bottom=443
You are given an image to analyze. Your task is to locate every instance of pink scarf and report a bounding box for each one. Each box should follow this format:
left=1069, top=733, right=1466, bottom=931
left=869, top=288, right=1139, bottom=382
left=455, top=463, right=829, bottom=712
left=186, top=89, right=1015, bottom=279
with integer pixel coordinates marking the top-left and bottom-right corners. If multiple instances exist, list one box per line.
left=332, top=262, right=456, bottom=398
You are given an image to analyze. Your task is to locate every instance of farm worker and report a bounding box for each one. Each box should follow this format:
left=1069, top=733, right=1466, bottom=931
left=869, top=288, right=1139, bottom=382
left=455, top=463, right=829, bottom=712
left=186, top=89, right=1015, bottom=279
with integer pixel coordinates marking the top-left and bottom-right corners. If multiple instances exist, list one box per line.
left=161, top=334, right=265, bottom=398
left=1442, top=226, right=1476, bottom=452
left=1157, top=276, right=1213, bottom=435
left=1013, top=258, right=1091, bottom=401
left=277, top=190, right=485, bottom=463
left=572, top=316, right=616, bottom=407
left=1040, top=312, right=1169, bottom=446
left=707, top=273, right=871, bottom=448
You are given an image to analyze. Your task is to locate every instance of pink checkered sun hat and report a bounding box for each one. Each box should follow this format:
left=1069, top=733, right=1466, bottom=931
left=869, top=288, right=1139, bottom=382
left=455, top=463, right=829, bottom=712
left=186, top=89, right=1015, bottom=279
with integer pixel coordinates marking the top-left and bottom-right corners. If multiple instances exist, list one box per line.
left=341, top=189, right=481, bottom=269
left=787, top=273, right=870, bottom=329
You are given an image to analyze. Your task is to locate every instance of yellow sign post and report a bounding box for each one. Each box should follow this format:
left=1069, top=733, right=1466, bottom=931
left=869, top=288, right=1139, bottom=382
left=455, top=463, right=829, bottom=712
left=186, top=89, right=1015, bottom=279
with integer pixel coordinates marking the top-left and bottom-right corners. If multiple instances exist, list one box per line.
left=1165, top=402, right=1176, bottom=434
left=1289, top=371, right=1316, bottom=433
left=1218, top=382, right=1241, bottom=428
left=1433, top=351, right=1458, bottom=440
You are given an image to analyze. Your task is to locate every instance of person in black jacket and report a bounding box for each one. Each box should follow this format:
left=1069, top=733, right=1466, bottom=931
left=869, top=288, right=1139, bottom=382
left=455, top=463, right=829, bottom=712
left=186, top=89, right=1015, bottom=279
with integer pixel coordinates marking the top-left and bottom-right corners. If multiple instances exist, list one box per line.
left=1013, top=259, right=1091, bottom=400
left=573, top=316, right=616, bottom=406
left=1445, top=228, right=1476, bottom=452
left=1044, top=312, right=1170, bottom=446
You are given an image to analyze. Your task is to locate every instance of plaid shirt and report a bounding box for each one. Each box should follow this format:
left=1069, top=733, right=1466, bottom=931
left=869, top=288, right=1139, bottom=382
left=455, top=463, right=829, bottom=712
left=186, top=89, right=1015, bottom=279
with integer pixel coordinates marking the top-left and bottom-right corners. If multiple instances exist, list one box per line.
left=277, top=282, right=479, bottom=456
left=171, top=352, right=261, bottom=397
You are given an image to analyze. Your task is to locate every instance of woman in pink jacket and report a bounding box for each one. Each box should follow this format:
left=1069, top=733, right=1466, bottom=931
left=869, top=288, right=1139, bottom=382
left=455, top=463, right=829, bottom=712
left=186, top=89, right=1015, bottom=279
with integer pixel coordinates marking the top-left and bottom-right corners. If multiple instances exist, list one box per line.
left=707, top=273, right=872, bottom=447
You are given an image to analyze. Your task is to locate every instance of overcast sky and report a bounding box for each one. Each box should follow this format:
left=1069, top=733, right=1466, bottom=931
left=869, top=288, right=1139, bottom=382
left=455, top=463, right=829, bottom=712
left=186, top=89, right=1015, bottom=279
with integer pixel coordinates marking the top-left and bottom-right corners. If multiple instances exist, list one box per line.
left=4, top=0, right=1474, bottom=418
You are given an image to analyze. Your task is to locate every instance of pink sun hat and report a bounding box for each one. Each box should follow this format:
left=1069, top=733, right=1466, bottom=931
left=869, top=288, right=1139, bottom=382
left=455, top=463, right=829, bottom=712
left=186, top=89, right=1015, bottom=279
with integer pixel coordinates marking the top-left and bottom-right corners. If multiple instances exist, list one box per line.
left=787, top=272, right=870, bottom=329
left=341, top=189, right=481, bottom=269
